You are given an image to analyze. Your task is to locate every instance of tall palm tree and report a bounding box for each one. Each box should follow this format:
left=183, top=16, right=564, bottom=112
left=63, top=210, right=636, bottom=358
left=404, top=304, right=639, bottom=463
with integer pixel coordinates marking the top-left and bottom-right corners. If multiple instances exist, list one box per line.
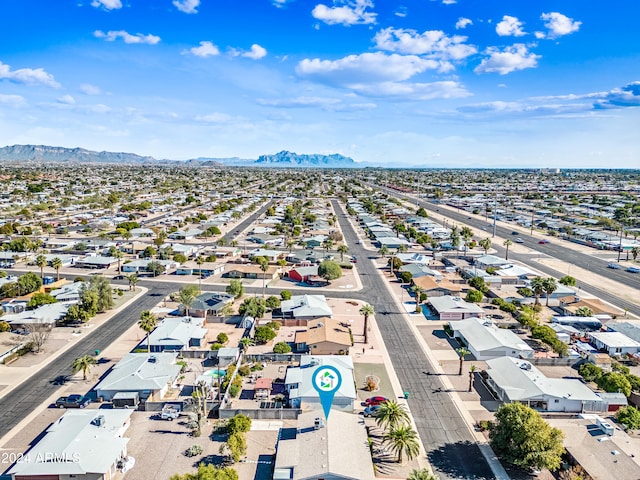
left=503, top=238, right=513, bottom=260
left=34, top=254, right=47, bottom=279
left=178, top=285, right=200, bottom=316
left=407, top=469, right=439, bottom=480
left=321, top=238, right=334, bottom=255
left=543, top=277, right=557, bottom=307
left=239, top=337, right=255, bottom=352
left=337, top=244, right=348, bottom=262
left=138, top=310, right=158, bottom=352
left=412, top=285, right=425, bottom=313
left=71, top=355, right=97, bottom=381
left=255, top=256, right=269, bottom=298
left=359, top=303, right=375, bottom=344
left=286, top=240, right=296, bottom=253
left=530, top=276, right=545, bottom=305
left=468, top=364, right=477, bottom=392
left=196, top=255, right=205, bottom=291
left=50, top=257, right=62, bottom=281
left=479, top=238, right=492, bottom=255
left=383, top=424, right=420, bottom=464
left=112, top=249, right=123, bottom=274
left=126, top=273, right=139, bottom=291
left=456, top=347, right=470, bottom=375
left=375, top=400, right=410, bottom=431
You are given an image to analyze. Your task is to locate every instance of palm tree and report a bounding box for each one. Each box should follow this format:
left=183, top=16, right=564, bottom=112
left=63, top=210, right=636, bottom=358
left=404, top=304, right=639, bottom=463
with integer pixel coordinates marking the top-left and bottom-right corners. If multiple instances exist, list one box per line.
left=138, top=310, right=158, bottom=352
left=375, top=400, right=410, bottom=431
left=219, top=303, right=234, bottom=322
left=543, top=277, right=557, bottom=307
left=412, top=285, right=425, bottom=312
left=239, top=337, right=255, bottom=352
left=468, top=364, right=477, bottom=392
left=112, top=248, right=123, bottom=274
left=359, top=303, right=375, bottom=344
left=71, top=355, right=97, bottom=381
left=178, top=285, right=200, bottom=316
left=286, top=240, right=296, bottom=253
left=503, top=239, right=513, bottom=260
left=126, top=273, right=139, bottom=291
left=407, top=469, right=439, bottom=480
left=196, top=255, right=205, bottom=291
left=337, top=244, right=348, bottom=262
left=321, top=238, right=334, bottom=254
left=632, top=246, right=639, bottom=261
left=456, top=347, right=470, bottom=375
left=479, top=238, right=492, bottom=255
left=397, top=244, right=408, bottom=253
left=255, top=256, right=269, bottom=298
left=383, top=424, right=420, bottom=464
left=378, top=245, right=389, bottom=258
left=50, top=257, right=62, bottom=281
left=34, top=254, right=47, bottom=279
left=530, top=276, right=545, bottom=305
left=449, top=225, right=461, bottom=257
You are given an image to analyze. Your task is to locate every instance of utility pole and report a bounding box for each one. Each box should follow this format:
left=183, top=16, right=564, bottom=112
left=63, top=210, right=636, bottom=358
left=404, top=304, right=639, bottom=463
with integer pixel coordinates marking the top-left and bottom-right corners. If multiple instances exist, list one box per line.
left=530, top=206, right=535, bottom=236
left=492, top=195, right=497, bottom=239
left=617, top=223, right=624, bottom=263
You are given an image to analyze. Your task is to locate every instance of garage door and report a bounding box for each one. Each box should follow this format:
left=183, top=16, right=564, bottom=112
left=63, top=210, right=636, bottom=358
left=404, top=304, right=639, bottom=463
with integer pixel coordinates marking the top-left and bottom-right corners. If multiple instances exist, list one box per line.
left=16, top=475, right=59, bottom=480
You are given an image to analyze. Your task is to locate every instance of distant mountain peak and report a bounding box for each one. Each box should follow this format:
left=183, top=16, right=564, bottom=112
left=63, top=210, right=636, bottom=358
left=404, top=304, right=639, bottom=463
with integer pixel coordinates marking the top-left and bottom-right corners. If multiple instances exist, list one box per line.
left=255, top=150, right=355, bottom=167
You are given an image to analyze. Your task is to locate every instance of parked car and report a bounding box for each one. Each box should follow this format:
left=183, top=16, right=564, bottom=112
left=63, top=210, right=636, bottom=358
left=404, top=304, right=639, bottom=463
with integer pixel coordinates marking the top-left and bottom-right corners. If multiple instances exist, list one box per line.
left=515, top=238, right=524, bottom=243
left=627, top=267, right=640, bottom=274
left=363, top=396, right=388, bottom=407
left=55, top=394, right=90, bottom=409
left=160, top=404, right=181, bottom=420
left=364, top=405, right=382, bottom=417
left=608, top=263, right=621, bottom=269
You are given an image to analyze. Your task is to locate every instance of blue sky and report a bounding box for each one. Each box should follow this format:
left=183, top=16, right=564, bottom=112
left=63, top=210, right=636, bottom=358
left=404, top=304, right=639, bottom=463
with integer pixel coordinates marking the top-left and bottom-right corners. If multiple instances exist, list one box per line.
left=0, top=0, right=638, bottom=167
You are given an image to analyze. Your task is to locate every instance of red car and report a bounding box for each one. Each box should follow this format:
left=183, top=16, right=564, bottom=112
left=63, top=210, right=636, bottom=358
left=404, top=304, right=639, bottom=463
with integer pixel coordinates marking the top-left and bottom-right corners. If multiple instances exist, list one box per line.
left=538, top=239, right=550, bottom=244
left=363, top=396, right=388, bottom=407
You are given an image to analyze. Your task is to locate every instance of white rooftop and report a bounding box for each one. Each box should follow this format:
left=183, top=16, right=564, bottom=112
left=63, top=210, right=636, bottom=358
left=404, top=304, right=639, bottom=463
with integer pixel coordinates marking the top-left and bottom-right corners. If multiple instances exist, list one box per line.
left=452, top=317, right=533, bottom=354
left=589, top=331, right=640, bottom=348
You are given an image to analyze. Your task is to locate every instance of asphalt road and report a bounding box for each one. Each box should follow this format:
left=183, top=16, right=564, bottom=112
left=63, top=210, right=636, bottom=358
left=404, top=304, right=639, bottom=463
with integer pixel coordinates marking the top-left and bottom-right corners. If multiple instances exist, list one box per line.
left=0, top=286, right=174, bottom=439
left=376, top=185, right=640, bottom=316
left=331, top=199, right=494, bottom=479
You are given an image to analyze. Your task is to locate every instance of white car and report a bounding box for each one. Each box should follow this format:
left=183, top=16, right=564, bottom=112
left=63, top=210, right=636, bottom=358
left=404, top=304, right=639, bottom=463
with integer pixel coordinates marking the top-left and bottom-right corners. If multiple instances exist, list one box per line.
left=515, top=238, right=524, bottom=243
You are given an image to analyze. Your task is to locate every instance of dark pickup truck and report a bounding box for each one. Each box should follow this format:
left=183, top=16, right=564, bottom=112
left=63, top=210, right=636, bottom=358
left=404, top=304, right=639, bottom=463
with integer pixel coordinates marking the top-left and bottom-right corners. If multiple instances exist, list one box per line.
left=55, top=394, right=90, bottom=408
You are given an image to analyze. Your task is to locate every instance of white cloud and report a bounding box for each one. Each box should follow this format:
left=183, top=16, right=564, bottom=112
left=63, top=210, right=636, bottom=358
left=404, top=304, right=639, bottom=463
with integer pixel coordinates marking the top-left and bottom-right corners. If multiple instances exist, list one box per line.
left=496, top=15, right=526, bottom=37
left=272, top=0, right=289, bottom=7
left=173, top=0, right=200, bottom=14
left=456, top=17, right=472, bottom=29
left=90, top=0, right=122, bottom=10
left=394, top=6, right=407, bottom=17
left=541, top=12, right=581, bottom=39
left=183, top=41, right=220, bottom=57
left=195, top=112, right=234, bottom=123
left=242, top=44, right=268, bottom=60
left=258, top=96, right=342, bottom=108
left=312, top=0, right=377, bottom=26
left=57, top=94, right=76, bottom=105
left=80, top=83, right=103, bottom=95
left=352, top=80, right=470, bottom=100
left=0, top=94, right=25, bottom=106
left=296, top=52, right=438, bottom=85
left=94, top=30, right=161, bottom=45
left=0, top=61, right=60, bottom=88
left=474, top=44, right=540, bottom=75
left=534, top=31, right=546, bottom=40
left=442, top=0, right=456, bottom=4
left=594, top=82, right=640, bottom=109
left=373, top=27, right=477, bottom=62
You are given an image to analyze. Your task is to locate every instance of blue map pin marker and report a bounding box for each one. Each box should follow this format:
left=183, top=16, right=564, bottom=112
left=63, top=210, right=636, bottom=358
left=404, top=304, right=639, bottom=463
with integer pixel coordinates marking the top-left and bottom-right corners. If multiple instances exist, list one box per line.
left=312, top=365, right=342, bottom=421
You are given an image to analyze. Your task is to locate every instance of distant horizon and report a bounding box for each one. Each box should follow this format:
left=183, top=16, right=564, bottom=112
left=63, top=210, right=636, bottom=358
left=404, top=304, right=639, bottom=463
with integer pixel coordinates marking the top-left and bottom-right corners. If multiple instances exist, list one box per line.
left=0, top=1, right=638, bottom=168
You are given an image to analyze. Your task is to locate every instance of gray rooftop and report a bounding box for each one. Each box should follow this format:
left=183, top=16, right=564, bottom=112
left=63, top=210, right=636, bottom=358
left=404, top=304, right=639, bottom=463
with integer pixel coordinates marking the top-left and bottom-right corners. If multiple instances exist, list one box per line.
left=95, top=352, right=181, bottom=392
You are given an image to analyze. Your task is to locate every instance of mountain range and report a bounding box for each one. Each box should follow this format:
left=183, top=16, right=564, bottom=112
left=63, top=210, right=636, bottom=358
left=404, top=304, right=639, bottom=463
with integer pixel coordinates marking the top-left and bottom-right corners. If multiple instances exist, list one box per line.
left=0, top=145, right=359, bottom=168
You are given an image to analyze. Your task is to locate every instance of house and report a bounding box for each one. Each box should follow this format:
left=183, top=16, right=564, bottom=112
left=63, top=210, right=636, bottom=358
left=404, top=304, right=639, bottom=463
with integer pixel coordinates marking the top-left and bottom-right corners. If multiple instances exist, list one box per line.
left=428, top=295, right=484, bottom=321
left=474, top=255, right=511, bottom=269
left=399, top=263, right=441, bottom=279
left=130, top=227, right=154, bottom=237
left=175, top=260, right=225, bottom=277
left=395, top=253, right=433, bottom=264
left=121, top=259, right=177, bottom=274
left=375, top=236, right=412, bottom=249
left=168, top=228, right=203, bottom=240
left=3, top=303, right=69, bottom=329
left=287, top=265, right=319, bottom=283
left=208, top=347, right=240, bottom=367
left=411, top=276, right=463, bottom=297
left=552, top=316, right=602, bottom=331
left=95, top=352, right=182, bottom=401
left=277, top=295, right=333, bottom=326
left=255, top=377, right=273, bottom=400
left=302, top=234, right=327, bottom=248
left=223, top=264, right=279, bottom=280
left=74, top=255, right=118, bottom=269
left=294, top=318, right=352, bottom=355
left=190, top=292, right=235, bottom=319
left=7, top=409, right=134, bottom=480
left=273, top=410, right=376, bottom=480
left=450, top=318, right=534, bottom=360
left=588, top=331, right=640, bottom=356
left=485, top=357, right=601, bottom=412
left=247, top=248, right=283, bottom=262
left=145, top=317, right=208, bottom=352
left=608, top=322, right=640, bottom=344
left=49, top=282, right=84, bottom=304
left=559, top=295, right=623, bottom=318
left=285, top=355, right=356, bottom=411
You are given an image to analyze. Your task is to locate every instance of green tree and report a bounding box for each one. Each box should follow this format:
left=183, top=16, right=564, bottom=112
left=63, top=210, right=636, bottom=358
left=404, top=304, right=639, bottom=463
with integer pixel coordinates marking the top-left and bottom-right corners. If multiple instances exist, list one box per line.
left=465, top=289, right=484, bottom=303
left=378, top=245, right=389, bottom=258
left=71, top=355, right=97, bottom=381
left=18, top=272, right=43, bottom=295
left=126, top=273, right=139, bottom=291
left=559, top=275, right=576, bottom=286
left=337, top=244, right=349, bottom=262
left=578, top=362, right=603, bottom=382
left=0, top=321, right=10, bottom=332
left=254, top=325, right=277, bottom=344
left=238, top=297, right=266, bottom=319
left=146, top=260, right=165, bottom=277
left=456, top=347, right=470, bottom=375
left=360, top=303, right=375, bottom=345
left=34, top=254, right=47, bottom=279
left=226, top=279, right=244, bottom=299
left=50, top=257, right=63, bottom=281
left=318, top=260, right=342, bottom=281
left=375, top=400, right=410, bottom=431
left=468, top=276, right=488, bottom=293
left=407, top=469, right=438, bottom=480
left=266, top=296, right=281, bottom=310
left=503, top=238, right=513, bottom=260
left=227, top=414, right=251, bottom=434
left=169, top=464, right=239, bottom=480
left=220, top=431, right=247, bottom=463
left=280, top=289, right=292, bottom=300
left=530, top=276, right=546, bottom=305
left=273, top=341, right=291, bottom=354
left=383, top=425, right=421, bottom=463
left=616, top=406, right=640, bottom=430
left=542, top=277, right=557, bottom=307
left=575, top=306, right=593, bottom=317
left=109, top=247, right=123, bottom=274
left=479, top=238, right=492, bottom=255
left=489, top=403, right=565, bottom=471
left=254, top=256, right=269, bottom=298
left=597, top=372, right=632, bottom=397
left=138, top=310, right=158, bottom=352
left=142, top=246, right=156, bottom=259
left=468, top=364, right=477, bottom=392
left=27, top=292, right=57, bottom=309
left=178, top=285, right=200, bottom=316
